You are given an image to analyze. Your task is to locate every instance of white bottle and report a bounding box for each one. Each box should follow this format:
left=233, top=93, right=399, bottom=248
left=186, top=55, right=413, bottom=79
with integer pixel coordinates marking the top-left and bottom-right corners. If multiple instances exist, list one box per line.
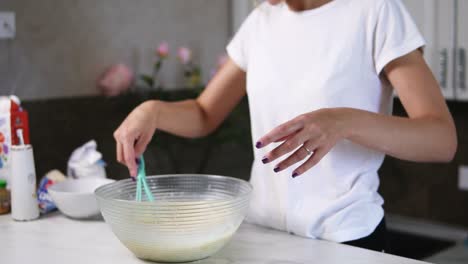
left=11, top=144, right=39, bottom=221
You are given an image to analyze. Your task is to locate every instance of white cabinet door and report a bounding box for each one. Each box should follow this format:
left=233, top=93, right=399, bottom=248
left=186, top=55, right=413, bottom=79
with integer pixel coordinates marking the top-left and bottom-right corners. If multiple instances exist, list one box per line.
left=455, top=0, right=468, bottom=100
left=435, top=0, right=456, bottom=99
left=399, top=0, right=429, bottom=99
left=403, top=0, right=455, bottom=99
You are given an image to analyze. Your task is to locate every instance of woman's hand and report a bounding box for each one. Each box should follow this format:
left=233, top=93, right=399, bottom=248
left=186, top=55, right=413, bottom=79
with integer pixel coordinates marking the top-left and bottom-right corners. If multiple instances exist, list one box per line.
left=256, top=108, right=348, bottom=178
left=114, top=100, right=159, bottom=177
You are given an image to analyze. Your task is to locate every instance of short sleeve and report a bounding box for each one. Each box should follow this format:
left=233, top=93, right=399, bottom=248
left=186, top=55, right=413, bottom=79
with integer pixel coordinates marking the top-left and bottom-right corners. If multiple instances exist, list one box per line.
left=373, top=0, right=426, bottom=74
left=226, top=9, right=259, bottom=71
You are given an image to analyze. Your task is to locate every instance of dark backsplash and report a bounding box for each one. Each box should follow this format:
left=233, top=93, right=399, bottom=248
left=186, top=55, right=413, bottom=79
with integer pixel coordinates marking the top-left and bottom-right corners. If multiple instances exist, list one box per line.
left=22, top=91, right=254, bottom=181
left=22, top=93, right=468, bottom=228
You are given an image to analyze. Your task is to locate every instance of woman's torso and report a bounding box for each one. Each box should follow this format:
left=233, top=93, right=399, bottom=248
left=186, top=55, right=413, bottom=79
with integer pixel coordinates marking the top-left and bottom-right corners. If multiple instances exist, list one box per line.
left=230, top=0, right=420, bottom=242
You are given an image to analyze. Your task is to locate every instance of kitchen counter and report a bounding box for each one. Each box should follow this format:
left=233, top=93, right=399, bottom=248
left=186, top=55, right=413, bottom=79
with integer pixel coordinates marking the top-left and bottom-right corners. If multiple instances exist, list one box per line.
left=0, top=213, right=429, bottom=264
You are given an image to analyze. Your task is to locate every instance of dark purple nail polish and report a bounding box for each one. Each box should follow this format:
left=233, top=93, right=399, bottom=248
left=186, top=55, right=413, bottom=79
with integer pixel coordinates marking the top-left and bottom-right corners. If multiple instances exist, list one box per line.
left=131, top=176, right=136, bottom=182
left=292, top=172, right=299, bottom=178
left=256, top=141, right=263, bottom=148
left=262, top=157, right=269, bottom=164
left=274, top=167, right=281, bottom=173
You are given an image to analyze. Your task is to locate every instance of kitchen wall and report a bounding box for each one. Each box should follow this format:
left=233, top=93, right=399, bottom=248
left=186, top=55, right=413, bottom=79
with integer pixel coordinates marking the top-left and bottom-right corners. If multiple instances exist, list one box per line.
left=0, top=0, right=230, bottom=100
left=230, top=0, right=252, bottom=34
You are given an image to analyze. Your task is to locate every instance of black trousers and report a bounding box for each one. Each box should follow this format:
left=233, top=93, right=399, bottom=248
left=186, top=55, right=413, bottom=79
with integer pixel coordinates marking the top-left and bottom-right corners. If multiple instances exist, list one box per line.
left=343, top=218, right=389, bottom=253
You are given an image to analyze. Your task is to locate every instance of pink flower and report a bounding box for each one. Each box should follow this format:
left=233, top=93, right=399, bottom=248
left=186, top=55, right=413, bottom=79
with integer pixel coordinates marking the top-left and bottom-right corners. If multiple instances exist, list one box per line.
left=177, top=47, right=192, bottom=65
left=157, top=42, right=170, bottom=58
left=97, top=64, right=134, bottom=97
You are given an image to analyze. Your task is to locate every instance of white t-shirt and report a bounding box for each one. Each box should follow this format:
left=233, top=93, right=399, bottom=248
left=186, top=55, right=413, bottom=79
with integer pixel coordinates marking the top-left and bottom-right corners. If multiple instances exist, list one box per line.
left=227, top=0, right=425, bottom=242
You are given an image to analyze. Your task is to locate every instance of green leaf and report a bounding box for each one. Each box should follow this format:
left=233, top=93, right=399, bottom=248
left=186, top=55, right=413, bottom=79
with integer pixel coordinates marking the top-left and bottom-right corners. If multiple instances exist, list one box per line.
left=193, top=66, right=201, bottom=75
left=140, top=74, right=154, bottom=87
left=155, top=60, right=162, bottom=71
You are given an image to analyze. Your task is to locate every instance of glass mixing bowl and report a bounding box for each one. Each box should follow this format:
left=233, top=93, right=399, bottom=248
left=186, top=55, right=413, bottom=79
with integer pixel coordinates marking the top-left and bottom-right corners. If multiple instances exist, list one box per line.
left=95, top=174, right=252, bottom=263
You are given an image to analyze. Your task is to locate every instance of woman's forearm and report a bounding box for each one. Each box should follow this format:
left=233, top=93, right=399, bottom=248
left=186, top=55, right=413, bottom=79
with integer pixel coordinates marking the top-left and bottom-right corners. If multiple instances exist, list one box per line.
left=341, top=107, right=457, bottom=162
left=149, top=99, right=215, bottom=139
left=152, top=60, right=247, bottom=139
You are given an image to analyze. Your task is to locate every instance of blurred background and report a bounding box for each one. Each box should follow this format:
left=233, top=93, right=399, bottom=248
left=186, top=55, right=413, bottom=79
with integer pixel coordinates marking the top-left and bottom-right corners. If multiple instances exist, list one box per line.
left=0, top=0, right=467, bottom=263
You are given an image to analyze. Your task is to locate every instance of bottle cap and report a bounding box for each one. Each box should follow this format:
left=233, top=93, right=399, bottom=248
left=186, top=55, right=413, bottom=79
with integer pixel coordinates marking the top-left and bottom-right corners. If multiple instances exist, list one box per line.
left=10, top=95, right=21, bottom=106
left=0, top=179, right=6, bottom=189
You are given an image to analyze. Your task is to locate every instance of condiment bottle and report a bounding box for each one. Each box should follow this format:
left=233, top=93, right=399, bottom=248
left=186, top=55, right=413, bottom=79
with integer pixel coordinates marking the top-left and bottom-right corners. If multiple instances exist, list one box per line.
left=0, top=179, right=10, bottom=215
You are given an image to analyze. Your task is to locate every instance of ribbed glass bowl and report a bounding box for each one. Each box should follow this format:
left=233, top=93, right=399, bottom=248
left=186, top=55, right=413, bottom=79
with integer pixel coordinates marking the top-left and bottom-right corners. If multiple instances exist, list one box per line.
left=95, top=174, right=252, bottom=263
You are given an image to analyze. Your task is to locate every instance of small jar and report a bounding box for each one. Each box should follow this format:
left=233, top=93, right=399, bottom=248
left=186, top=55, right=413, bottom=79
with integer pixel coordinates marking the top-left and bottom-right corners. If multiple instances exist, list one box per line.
left=0, top=179, right=11, bottom=215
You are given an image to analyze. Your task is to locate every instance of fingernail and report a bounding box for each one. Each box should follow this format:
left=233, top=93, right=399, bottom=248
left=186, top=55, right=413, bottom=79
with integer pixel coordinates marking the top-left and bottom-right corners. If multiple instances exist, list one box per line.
left=256, top=141, right=263, bottom=148
left=292, top=172, right=299, bottom=178
left=262, top=157, right=269, bottom=164
left=274, top=167, right=281, bottom=173
left=131, top=176, right=136, bottom=182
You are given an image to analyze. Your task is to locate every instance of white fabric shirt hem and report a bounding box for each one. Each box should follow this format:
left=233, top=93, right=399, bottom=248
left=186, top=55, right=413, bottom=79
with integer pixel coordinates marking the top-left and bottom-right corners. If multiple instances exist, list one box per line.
left=320, top=211, right=384, bottom=243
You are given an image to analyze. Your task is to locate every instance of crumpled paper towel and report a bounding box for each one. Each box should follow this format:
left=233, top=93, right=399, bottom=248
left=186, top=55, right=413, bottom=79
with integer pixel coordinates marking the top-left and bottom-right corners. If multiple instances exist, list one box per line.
left=67, top=140, right=106, bottom=179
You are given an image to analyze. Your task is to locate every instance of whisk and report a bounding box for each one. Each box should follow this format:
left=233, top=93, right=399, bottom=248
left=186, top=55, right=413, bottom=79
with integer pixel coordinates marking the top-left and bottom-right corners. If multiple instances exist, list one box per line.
left=135, top=155, right=154, bottom=202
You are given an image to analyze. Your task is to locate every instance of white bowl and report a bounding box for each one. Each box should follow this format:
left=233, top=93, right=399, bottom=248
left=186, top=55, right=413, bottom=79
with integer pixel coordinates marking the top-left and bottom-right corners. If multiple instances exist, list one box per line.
left=49, top=178, right=115, bottom=219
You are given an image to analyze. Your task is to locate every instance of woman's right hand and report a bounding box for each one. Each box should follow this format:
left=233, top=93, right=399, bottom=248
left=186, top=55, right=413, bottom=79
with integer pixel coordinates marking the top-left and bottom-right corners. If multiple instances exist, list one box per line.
left=114, top=100, right=159, bottom=177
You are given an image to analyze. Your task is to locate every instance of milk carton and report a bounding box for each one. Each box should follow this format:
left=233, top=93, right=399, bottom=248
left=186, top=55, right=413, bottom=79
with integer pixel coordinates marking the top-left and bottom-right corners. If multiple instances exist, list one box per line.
left=0, top=97, right=12, bottom=184
left=0, top=96, right=30, bottom=187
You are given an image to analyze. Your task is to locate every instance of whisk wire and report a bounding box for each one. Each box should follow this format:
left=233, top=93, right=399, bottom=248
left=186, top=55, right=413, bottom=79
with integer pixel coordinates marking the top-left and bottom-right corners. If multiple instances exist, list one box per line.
left=136, top=155, right=154, bottom=202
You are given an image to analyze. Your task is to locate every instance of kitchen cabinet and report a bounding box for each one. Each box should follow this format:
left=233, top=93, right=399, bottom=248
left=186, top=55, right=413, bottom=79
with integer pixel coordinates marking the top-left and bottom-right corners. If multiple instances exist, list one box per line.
left=435, top=0, right=456, bottom=100
left=403, top=0, right=456, bottom=99
left=456, top=0, right=468, bottom=100
left=405, top=0, right=468, bottom=101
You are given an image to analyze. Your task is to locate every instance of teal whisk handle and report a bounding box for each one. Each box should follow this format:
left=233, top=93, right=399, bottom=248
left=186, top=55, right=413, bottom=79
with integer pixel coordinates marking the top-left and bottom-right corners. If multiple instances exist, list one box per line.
left=136, top=155, right=155, bottom=202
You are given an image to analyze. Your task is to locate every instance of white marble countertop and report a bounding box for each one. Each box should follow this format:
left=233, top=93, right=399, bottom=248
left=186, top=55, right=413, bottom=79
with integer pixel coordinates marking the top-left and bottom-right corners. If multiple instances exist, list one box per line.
left=0, top=213, right=430, bottom=264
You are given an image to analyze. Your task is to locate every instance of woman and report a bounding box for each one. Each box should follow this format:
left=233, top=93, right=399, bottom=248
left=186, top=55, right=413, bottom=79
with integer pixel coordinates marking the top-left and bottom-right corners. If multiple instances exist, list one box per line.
left=114, top=0, right=457, bottom=252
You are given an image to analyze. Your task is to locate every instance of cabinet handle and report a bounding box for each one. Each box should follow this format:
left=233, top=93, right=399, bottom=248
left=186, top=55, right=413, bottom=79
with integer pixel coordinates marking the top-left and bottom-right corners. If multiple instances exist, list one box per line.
left=439, top=49, right=448, bottom=89
left=459, top=48, right=466, bottom=91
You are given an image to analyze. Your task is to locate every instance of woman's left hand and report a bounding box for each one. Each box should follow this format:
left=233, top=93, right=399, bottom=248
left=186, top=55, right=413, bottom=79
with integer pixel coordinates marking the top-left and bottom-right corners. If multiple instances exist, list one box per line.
left=256, top=108, right=348, bottom=178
